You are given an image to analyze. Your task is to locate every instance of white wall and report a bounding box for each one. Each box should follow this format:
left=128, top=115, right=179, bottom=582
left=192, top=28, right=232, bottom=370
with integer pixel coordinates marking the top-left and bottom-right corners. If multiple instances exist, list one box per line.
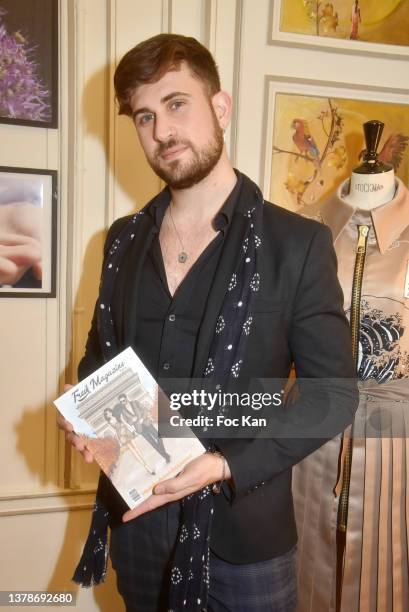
left=1, top=0, right=407, bottom=609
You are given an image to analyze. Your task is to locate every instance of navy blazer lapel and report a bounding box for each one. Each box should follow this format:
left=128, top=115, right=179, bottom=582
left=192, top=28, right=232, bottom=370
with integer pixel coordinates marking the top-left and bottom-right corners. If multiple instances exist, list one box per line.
left=192, top=184, right=258, bottom=378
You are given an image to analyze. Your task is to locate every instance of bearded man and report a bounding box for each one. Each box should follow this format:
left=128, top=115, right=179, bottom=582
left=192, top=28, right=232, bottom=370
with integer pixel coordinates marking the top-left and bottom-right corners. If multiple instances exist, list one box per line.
left=58, top=34, right=357, bottom=612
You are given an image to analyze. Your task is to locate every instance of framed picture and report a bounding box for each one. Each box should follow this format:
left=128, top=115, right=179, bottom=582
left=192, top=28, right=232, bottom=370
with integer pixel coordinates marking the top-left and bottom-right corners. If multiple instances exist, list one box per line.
left=0, top=0, right=58, bottom=128
left=0, top=166, right=57, bottom=297
left=270, top=0, right=409, bottom=57
left=262, top=76, right=409, bottom=213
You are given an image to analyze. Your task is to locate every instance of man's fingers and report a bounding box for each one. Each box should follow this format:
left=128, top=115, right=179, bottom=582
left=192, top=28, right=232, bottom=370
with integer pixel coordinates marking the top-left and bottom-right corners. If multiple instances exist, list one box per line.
left=64, top=431, right=94, bottom=463
left=153, top=471, right=189, bottom=495
left=122, top=494, right=171, bottom=521
left=82, top=447, right=95, bottom=464
left=66, top=431, right=81, bottom=447
left=56, top=388, right=74, bottom=431
left=69, top=433, right=89, bottom=452
left=122, top=486, right=193, bottom=522
left=123, top=456, right=216, bottom=521
left=55, top=387, right=93, bottom=463
left=56, top=414, right=74, bottom=433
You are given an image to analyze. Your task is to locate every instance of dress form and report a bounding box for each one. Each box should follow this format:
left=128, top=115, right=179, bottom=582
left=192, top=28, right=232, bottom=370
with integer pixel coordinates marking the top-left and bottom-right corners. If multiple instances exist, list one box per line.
left=293, top=120, right=409, bottom=612
left=336, top=120, right=398, bottom=610
left=342, top=120, right=395, bottom=209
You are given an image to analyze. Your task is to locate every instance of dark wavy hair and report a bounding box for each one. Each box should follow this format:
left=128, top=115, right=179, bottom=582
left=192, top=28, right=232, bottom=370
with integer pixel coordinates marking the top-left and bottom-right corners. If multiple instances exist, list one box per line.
left=114, top=33, right=221, bottom=116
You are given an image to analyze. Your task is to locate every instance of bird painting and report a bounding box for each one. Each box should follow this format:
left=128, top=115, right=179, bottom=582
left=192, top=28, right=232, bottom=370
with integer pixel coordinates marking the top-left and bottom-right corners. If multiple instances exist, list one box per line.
left=272, top=93, right=409, bottom=213
left=291, top=119, right=320, bottom=164
left=378, top=133, right=409, bottom=170
left=359, top=133, right=409, bottom=170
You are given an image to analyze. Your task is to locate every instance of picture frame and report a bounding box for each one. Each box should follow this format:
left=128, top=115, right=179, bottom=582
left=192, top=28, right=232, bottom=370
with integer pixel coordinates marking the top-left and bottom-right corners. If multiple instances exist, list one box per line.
left=0, top=166, right=57, bottom=297
left=262, top=76, right=409, bottom=213
left=0, top=0, right=58, bottom=128
left=269, top=0, right=409, bottom=58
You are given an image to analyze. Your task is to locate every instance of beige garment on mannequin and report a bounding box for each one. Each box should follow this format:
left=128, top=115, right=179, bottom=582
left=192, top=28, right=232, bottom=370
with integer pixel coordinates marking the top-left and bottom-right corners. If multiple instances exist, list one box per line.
left=293, top=178, right=409, bottom=612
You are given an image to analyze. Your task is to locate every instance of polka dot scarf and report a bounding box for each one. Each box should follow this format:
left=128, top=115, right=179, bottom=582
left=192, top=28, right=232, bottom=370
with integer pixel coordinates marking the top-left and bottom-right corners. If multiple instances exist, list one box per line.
left=73, top=186, right=264, bottom=612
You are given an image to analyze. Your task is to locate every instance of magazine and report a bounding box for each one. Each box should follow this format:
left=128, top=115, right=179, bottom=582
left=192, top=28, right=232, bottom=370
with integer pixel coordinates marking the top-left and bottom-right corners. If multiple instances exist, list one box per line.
left=54, top=347, right=205, bottom=508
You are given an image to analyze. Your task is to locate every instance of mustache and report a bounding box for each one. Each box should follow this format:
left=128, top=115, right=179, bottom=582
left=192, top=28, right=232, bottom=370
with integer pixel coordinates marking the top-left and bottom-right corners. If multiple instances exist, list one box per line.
left=156, top=138, right=191, bottom=156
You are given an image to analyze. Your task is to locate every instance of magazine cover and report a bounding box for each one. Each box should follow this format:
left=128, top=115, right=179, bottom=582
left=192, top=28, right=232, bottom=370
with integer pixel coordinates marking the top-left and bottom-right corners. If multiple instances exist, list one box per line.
left=54, top=347, right=204, bottom=508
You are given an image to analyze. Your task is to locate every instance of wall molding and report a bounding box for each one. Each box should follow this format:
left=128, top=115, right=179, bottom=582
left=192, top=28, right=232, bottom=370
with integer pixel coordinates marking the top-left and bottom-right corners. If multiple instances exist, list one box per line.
left=0, top=488, right=96, bottom=517
left=230, top=0, right=243, bottom=166
left=162, top=0, right=172, bottom=33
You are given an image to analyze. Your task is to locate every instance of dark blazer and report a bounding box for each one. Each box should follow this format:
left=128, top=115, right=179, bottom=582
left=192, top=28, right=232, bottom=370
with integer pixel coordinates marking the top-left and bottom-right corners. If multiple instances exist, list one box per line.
left=78, top=171, right=357, bottom=563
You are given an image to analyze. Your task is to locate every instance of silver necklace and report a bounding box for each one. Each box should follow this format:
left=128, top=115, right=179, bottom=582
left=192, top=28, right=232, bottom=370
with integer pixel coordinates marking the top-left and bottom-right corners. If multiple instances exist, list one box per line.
left=168, top=203, right=188, bottom=263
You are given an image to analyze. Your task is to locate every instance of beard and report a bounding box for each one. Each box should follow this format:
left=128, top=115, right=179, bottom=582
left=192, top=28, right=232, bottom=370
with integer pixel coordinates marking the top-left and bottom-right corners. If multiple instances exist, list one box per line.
left=148, top=111, right=225, bottom=190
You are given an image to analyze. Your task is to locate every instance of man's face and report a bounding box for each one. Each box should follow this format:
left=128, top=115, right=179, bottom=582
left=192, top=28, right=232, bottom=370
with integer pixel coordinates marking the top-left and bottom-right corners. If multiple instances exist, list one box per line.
left=130, top=63, right=224, bottom=189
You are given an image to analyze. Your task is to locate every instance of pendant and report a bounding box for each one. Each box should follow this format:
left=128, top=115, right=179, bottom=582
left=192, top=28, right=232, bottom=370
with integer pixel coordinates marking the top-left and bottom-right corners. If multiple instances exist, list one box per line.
left=178, top=251, right=188, bottom=263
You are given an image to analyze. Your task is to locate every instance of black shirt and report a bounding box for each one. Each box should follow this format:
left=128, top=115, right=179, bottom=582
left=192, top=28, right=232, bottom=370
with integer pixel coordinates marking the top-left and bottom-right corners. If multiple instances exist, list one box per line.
left=133, top=172, right=243, bottom=381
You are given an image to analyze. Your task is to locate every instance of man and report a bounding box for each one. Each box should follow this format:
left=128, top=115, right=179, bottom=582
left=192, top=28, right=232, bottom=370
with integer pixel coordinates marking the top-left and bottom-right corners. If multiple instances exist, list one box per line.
left=58, top=34, right=357, bottom=612
left=113, top=393, right=171, bottom=463
left=104, top=407, right=156, bottom=476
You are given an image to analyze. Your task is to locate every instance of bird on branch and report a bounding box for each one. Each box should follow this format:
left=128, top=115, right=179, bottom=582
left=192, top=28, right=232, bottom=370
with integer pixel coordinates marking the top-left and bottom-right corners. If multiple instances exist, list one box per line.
left=291, top=119, right=320, bottom=167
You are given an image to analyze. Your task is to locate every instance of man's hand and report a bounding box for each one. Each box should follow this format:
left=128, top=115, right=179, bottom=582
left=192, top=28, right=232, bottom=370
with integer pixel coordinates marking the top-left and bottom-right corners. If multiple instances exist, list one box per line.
left=56, top=384, right=94, bottom=463
left=122, top=451, right=231, bottom=522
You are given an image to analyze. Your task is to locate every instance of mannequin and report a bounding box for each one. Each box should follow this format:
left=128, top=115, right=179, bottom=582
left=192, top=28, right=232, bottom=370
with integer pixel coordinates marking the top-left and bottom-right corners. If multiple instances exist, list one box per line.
left=293, top=120, right=409, bottom=612
left=342, top=120, right=395, bottom=209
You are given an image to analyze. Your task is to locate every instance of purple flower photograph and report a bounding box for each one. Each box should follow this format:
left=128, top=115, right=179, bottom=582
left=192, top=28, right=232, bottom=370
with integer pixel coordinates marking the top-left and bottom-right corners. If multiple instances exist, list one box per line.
left=0, top=0, right=57, bottom=128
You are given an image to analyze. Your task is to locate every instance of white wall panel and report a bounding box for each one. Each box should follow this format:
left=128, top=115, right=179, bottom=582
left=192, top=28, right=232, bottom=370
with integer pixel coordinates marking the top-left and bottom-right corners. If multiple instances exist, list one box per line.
left=0, top=300, right=47, bottom=492
left=170, top=0, right=206, bottom=40
left=0, top=508, right=124, bottom=612
left=109, top=0, right=164, bottom=221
